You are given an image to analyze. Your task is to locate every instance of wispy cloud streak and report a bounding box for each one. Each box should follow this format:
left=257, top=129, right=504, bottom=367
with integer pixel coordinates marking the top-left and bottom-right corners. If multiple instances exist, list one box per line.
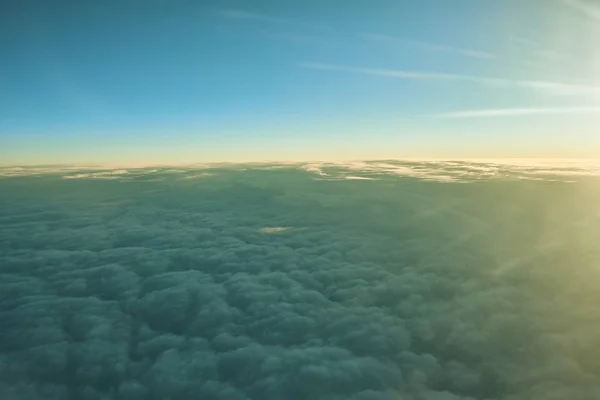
left=362, top=34, right=496, bottom=59
left=519, top=81, right=600, bottom=96
left=434, top=107, right=600, bottom=118
left=300, top=62, right=600, bottom=96
left=300, top=62, right=468, bottom=80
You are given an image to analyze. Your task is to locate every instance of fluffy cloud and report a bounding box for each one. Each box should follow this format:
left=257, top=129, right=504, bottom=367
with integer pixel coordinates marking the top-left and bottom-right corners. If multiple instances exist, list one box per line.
left=1, top=163, right=599, bottom=399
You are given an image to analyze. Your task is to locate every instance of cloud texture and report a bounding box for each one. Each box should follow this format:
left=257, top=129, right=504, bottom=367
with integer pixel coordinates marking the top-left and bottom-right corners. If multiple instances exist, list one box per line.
left=1, top=161, right=599, bottom=399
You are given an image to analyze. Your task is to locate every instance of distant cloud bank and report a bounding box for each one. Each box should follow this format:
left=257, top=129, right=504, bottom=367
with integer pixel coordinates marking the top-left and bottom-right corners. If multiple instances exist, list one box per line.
left=4, top=159, right=599, bottom=183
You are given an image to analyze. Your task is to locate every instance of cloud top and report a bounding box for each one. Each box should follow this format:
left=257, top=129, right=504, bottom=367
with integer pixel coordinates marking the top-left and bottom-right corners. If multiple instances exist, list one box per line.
left=1, top=163, right=599, bottom=399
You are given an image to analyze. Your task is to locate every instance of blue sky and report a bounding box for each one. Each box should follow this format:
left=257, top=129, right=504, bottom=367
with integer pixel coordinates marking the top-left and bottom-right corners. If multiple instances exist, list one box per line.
left=2, top=0, right=600, bottom=164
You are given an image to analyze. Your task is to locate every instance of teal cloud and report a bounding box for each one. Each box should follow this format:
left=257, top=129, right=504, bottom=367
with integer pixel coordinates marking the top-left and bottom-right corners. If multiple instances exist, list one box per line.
left=1, top=162, right=599, bottom=399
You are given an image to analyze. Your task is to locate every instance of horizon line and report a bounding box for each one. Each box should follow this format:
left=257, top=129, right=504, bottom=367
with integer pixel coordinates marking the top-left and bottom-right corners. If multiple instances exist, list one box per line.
left=2, top=157, right=600, bottom=169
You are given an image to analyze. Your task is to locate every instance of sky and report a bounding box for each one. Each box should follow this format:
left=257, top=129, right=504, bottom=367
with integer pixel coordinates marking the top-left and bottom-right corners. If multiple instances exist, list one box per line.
left=2, top=0, right=600, bottom=165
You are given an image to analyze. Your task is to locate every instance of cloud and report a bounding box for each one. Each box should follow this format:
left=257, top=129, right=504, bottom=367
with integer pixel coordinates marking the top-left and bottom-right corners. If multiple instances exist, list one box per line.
left=1, top=163, right=600, bottom=399
left=343, top=176, right=378, bottom=180
left=517, top=81, right=600, bottom=96
left=3, top=160, right=600, bottom=184
left=301, top=62, right=600, bottom=96
left=63, top=169, right=130, bottom=179
left=259, top=227, right=293, bottom=233
left=362, top=34, right=496, bottom=59
left=180, top=172, right=216, bottom=180
left=433, top=106, right=600, bottom=118
left=298, top=160, right=600, bottom=182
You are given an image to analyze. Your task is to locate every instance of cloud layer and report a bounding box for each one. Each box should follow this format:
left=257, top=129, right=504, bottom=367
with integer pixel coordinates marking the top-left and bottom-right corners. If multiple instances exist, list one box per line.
left=4, top=159, right=600, bottom=182
left=1, top=163, right=599, bottom=399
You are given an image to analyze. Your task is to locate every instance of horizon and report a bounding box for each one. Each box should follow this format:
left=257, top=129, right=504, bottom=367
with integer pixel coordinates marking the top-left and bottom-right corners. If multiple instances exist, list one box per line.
left=3, top=156, right=600, bottom=168
left=3, top=157, right=600, bottom=184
